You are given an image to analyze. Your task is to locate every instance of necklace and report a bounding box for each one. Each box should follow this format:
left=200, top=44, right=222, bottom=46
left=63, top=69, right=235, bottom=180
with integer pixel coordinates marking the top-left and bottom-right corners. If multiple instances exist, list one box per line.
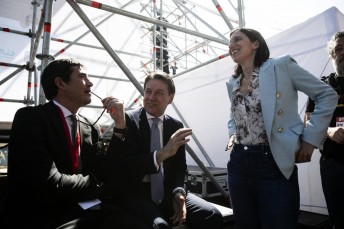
left=240, top=74, right=254, bottom=94
left=247, top=84, right=253, bottom=93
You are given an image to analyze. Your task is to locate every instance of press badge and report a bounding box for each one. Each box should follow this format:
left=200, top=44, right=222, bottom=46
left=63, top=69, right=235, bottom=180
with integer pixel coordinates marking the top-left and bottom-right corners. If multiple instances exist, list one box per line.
left=336, top=117, right=344, bottom=127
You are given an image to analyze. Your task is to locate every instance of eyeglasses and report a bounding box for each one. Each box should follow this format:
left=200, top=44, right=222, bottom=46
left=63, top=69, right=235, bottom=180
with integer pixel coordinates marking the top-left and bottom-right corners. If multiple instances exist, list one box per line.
left=77, top=92, right=106, bottom=127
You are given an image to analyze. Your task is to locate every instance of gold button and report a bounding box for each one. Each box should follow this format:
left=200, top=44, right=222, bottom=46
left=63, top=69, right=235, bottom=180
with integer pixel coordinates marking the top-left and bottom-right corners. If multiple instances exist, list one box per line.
left=276, top=93, right=281, bottom=98
left=278, top=110, right=283, bottom=115
left=278, top=127, right=284, bottom=132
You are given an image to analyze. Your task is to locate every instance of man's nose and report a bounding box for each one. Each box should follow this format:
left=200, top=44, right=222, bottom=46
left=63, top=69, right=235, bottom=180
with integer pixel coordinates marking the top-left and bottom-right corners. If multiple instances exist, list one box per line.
left=86, top=78, right=93, bottom=87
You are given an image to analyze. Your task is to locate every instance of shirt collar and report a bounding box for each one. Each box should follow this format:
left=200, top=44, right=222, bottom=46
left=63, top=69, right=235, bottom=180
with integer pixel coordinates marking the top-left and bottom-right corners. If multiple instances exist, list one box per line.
left=53, top=100, right=73, bottom=118
left=146, top=112, right=163, bottom=122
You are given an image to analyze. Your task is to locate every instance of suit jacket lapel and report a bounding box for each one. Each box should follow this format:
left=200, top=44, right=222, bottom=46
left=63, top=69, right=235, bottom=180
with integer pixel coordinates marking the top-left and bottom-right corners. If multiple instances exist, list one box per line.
left=45, top=101, right=71, bottom=161
left=78, top=115, right=92, bottom=147
left=138, top=109, right=151, bottom=153
left=162, top=115, right=174, bottom=146
left=259, top=59, right=276, bottom=141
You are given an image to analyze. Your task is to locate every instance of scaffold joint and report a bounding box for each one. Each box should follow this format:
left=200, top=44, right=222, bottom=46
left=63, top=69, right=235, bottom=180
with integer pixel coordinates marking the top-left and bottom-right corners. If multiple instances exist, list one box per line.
left=25, top=62, right=36, bottom=71
left=36, top=54, right=55, bottom=61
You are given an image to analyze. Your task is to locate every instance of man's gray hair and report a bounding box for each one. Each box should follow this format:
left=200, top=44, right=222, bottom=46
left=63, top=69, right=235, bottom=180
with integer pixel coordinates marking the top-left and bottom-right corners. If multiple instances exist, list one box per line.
left=328, top=31, right=344, bottom=56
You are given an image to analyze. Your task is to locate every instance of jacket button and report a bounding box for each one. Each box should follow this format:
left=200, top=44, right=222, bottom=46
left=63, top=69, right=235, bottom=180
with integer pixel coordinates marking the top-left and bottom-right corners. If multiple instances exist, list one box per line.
left=278, top=110, right=283, bottom=115
left=278, top=127, right=284, bottom=132
left=276, top=93, right=281, bottom=99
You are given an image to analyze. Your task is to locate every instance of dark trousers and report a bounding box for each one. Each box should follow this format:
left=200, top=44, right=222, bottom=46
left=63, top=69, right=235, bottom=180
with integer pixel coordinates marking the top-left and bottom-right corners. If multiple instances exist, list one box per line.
left=117, top=183, right=223, bottom=229
left=4, top=202, right=149, bottom=229
left=55, top=202, right=150, bottom=229
left=320, top=155, right=344, bottom=229
left=227, top=144, right=300, bottom=229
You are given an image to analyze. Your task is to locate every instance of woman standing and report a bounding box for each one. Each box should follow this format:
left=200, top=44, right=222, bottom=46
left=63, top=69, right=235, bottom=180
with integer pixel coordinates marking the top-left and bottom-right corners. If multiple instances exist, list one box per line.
left=225, top=28, right=337, bottom=229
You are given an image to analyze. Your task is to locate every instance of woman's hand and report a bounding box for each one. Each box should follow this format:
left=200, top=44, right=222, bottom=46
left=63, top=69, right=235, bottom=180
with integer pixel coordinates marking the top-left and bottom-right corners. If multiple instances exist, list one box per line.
left=295, top=140, right=315, bottom=163
left=225, top=135, right=235, bottom=151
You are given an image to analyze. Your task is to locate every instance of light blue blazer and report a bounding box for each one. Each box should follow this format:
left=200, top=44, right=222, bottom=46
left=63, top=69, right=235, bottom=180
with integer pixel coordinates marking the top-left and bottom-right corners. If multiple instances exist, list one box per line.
left=226, top=55, right=337, bottom=179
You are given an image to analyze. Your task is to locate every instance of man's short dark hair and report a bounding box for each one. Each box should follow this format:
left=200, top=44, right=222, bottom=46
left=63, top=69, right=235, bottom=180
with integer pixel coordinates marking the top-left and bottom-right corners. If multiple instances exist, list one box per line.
left=41, top=58, right=83, bottom=100
left=144, top=71, right=176, bottom=95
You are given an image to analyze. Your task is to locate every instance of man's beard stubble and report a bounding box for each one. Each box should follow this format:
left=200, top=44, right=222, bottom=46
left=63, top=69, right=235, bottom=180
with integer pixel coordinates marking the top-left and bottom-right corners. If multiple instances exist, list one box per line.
left=335, top=55, right=344, bottom=77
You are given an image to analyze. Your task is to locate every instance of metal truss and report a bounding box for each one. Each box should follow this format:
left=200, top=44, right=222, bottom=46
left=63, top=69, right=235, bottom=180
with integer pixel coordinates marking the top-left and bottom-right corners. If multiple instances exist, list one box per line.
left=0, top=0, right=245, bottom=199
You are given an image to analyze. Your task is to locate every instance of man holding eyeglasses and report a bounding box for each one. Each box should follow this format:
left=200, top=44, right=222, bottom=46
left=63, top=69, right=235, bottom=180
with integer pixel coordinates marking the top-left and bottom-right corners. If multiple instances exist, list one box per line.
left=104, top=71, right=223, bottom=229
left=5, top=58, right=148, bottom=229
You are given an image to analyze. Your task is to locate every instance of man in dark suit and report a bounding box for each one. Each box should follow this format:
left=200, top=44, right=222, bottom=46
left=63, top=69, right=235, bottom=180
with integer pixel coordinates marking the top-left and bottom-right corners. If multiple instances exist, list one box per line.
left=5, top=58, right=148, bottom=229
left=106, top=72, right=222, bottom=229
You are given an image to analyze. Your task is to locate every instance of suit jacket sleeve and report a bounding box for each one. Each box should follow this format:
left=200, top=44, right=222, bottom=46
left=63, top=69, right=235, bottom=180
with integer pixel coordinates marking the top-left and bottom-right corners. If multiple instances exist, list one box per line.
left=8, top=105, right=101, bottom=206
left=163, top=118, right=188, bottom=195
left=105, top=110, right=187, bottom=196
left=282, top=56, right=337, bottom=148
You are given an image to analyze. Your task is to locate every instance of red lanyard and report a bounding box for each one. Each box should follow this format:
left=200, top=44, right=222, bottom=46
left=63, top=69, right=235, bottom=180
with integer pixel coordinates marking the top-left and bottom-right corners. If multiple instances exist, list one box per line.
left=57, top=106, right=80, bottom=172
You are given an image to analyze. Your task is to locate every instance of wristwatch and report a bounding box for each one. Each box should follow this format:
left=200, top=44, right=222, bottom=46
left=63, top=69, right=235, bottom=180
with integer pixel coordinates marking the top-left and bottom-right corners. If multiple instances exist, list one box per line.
left=113, top=126, right=127, bottom=134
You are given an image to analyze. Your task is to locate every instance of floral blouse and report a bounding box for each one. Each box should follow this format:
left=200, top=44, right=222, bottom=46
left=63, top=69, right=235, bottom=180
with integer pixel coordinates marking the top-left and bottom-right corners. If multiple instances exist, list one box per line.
left=232, top=68, right=268, bottom=145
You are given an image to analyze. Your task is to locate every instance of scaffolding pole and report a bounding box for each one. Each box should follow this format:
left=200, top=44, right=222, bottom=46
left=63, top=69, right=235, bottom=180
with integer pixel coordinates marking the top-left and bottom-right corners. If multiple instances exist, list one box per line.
left=238, top=0, right=245, bottom=28
left=51, top=37, right=150, bottom=59
left=66, top=0, right=144, bottom=95
left=170, top=102, right=215, bottom=167
left=38, top=0, right=54, bottom=105
left=185, top=144, right=229, bottom=200
left=170, top=1, right=216, bottom=63
left=26, top=0, right=40, bottom=107
left=75, top=0, right=228, bottom=46
left=172, top=53, right=229, bottom=79
left=152, top=0, right=157, bottom=70
left=211, top=0, right=234, bottom=30
left=0, top=64, right=26, bottom=86
left=173, top=0, right=228, bottom=41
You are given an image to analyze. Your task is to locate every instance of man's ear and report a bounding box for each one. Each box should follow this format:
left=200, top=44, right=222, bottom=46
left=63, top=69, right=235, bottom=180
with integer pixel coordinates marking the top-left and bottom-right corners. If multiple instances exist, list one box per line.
left=54, top=77, right=65, bottom=89
left=168, top=94, right=175, bottom=104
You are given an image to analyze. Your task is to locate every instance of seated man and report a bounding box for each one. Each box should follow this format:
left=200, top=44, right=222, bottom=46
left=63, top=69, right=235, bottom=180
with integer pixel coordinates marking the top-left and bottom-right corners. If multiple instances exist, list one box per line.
left=105, top=71, right=223, bottom=229
left=5, top=58, right=148, bottom=229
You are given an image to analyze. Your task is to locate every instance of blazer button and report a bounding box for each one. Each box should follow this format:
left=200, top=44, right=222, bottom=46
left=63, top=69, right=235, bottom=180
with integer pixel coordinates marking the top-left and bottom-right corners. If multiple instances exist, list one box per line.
left=277, top=110, right=283, bottom=115
left=278, top=127, right=284, bottom=132
left=276, top=93, right=281, bottom=99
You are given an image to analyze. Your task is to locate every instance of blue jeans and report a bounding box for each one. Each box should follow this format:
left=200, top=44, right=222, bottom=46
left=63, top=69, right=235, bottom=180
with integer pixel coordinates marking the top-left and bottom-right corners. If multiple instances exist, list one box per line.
left=320, top=155, right=344, bottom=229
left=227, top=144, right=300, bottom=229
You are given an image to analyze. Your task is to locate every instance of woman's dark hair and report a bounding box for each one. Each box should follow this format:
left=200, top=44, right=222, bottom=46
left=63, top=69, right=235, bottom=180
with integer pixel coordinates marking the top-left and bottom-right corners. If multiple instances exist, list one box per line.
left=230, top=28, right=270, bottom=77
left=144, top=71, right=176, bottom=95
left=41, top=58, right=83, bottom=100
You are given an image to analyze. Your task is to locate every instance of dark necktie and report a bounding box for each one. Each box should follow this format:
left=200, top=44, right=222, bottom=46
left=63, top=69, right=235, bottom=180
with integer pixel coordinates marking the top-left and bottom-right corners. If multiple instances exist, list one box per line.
left=70, top=115, right=78, bottom=147
left=150, top=118, right=164, bottom=205
left=69, top=115, right=79, bottom=172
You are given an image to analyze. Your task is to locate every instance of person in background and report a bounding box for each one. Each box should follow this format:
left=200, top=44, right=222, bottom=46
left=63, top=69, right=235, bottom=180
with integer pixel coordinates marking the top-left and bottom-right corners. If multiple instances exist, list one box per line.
left=304, top=31, right=344, bottom=229
left=225, top=28, right=337, bottom=229
left=105, top=71, right=223, bottom=229
left=5, top=58, right=148, bottom=229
